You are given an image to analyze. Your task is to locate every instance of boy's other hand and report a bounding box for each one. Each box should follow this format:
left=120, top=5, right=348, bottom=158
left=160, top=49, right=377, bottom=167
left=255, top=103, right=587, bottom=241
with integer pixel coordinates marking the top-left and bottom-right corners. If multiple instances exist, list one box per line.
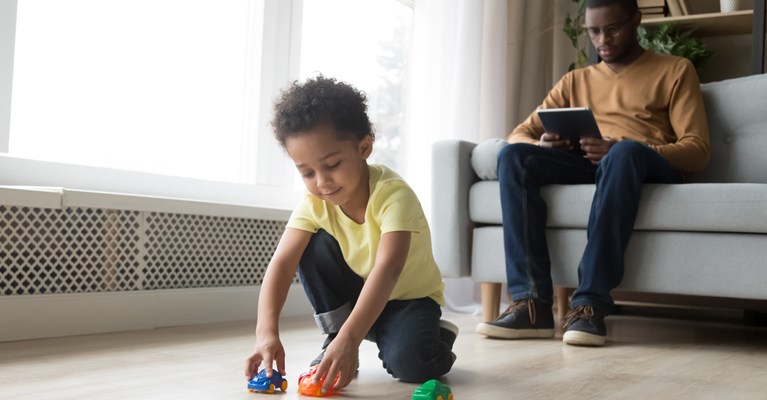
left=313, top=334, right=359, bottom=394
left=244, top=334, right=286, bottom=380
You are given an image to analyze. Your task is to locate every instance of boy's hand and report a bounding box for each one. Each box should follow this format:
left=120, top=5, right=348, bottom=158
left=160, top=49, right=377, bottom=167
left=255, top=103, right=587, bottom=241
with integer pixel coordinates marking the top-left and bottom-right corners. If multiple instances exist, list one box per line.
left=313, top=333, right=359, bottom=394
left=244, top=333, right=286, bottom=380
left=580, top=136, right=616, bottom=164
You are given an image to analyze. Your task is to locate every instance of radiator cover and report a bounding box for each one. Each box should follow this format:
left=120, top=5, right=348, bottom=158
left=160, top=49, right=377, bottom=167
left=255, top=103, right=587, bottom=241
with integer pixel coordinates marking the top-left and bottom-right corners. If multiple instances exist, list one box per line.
left=1, top=205, right=289, bottom=296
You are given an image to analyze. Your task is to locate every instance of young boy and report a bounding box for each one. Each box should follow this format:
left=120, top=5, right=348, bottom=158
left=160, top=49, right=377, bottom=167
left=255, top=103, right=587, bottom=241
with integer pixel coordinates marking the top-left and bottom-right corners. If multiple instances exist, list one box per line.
left=244, top=76, right=457, bottom=394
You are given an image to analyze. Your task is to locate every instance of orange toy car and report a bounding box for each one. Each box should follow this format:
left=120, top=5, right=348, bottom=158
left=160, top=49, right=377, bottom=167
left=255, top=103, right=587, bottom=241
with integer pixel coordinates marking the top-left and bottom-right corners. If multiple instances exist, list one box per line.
left=297, top=365, right=340, bottom=397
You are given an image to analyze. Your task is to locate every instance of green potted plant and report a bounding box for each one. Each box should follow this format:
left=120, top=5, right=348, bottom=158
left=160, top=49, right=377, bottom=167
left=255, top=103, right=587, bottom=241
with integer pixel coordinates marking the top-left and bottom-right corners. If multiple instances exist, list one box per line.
left=637, top=23, right=714, bottom=69
left=563, top=0, right=588, bottom=71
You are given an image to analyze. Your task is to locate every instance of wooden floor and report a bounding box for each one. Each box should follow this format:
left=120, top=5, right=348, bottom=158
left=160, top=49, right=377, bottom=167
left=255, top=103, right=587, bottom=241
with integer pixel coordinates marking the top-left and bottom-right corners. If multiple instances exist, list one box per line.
left=1, top=308, right=766, bottom=400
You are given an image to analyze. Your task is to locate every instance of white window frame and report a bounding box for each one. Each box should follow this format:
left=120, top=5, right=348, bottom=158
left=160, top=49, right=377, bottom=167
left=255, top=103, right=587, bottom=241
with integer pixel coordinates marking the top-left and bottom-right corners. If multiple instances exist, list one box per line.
left=0, top=0, right=304, bottom=209
left=0, top=0, right=16, bottom=154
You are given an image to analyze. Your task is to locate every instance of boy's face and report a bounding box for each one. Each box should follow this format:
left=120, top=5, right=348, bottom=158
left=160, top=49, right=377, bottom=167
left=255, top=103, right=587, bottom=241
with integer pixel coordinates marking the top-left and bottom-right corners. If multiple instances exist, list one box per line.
left=285, top=123, right=373, bottom=210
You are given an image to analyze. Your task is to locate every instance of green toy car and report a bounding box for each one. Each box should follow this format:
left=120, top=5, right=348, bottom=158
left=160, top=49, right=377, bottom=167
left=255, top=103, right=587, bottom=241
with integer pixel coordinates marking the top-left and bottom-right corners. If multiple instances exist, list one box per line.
left=412, top=379, right=453, bottom=400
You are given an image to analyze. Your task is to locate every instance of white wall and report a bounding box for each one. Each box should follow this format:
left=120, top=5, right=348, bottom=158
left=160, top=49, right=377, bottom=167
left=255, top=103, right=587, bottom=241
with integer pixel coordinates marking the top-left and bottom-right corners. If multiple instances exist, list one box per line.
left=0, top=0, right=16, bottom=152
left=0, top=286, right=312, bottom=342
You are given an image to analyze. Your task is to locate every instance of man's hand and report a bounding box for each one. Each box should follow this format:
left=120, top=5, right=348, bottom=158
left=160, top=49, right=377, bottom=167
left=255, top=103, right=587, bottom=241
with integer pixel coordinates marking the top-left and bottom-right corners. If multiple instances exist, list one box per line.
left=580, top=137, right=616, bottom=164
left=313, top=333, right=359, bottom=394
left=539, top=132, right=573, bottom=151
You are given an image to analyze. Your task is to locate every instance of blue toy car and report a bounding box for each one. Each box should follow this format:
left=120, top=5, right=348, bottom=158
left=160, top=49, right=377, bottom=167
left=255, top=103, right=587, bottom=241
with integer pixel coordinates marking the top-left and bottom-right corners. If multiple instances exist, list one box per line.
left=247, top=369, right=288, bottom=394
left=412, top=379, right=453, bottom=400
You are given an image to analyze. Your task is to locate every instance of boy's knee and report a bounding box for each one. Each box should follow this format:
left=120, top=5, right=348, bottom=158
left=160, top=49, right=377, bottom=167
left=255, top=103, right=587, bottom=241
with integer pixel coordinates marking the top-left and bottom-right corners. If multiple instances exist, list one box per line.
left=305, top=229, right=335, bottom=251
left=385, top=358, right=436, bottom=383
left=300, top=229, right=344, bottom=268
left=382, top=343, right=451, bottom=383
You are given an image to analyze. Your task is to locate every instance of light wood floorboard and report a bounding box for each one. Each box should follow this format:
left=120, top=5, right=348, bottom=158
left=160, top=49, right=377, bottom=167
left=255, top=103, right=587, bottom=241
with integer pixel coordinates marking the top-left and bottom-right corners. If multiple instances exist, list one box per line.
left=1, top=310, right=766, bottom=399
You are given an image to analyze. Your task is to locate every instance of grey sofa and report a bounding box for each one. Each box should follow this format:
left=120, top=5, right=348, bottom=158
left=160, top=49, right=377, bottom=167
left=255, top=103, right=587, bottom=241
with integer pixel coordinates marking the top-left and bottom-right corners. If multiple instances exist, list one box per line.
left=431, top=73, right=767, bottom=322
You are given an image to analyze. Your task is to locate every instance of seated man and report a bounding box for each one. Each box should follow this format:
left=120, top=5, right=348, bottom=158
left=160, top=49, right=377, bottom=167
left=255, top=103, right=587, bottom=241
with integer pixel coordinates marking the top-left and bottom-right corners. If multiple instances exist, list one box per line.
left=475, top=0, right=710, bottom=346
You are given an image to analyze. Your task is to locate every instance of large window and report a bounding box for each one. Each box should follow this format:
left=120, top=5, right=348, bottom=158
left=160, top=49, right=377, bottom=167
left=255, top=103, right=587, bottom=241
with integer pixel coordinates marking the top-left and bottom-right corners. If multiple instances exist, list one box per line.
left=299, top=0, right=413, bottom=174
left=3, top=0, right=413, bottom=202
left=9, top=0, right=254, bottom=183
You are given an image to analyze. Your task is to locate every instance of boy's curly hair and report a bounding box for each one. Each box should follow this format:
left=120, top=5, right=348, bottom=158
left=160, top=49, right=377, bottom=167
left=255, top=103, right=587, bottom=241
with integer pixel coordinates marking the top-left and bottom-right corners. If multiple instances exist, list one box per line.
left=271, top=75, right=375, bottom=149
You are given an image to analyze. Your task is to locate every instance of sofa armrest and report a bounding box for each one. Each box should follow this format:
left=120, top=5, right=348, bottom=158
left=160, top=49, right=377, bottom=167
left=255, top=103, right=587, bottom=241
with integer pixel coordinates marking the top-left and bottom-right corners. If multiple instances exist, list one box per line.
left=431, top=140, right=479, bottom=278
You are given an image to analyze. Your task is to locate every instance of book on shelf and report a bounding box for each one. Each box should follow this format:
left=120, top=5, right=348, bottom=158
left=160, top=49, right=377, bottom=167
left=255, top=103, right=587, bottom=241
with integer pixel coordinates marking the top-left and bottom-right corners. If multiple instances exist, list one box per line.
left=640, top=6, right=666, bottom=14
left=640, top=6, right=668, bottom=18
left=666, top=0, right=684, bottom=16
left=638, top=0, right=664, bottom=7
left=643, top=12, right=666, bottom=19
left=665, top=0, right=691, bottom=16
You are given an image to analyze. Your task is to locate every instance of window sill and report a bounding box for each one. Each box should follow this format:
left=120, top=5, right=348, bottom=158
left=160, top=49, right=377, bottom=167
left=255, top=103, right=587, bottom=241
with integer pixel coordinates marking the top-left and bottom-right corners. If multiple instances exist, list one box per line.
left=0, top=154, right=300, bottom=215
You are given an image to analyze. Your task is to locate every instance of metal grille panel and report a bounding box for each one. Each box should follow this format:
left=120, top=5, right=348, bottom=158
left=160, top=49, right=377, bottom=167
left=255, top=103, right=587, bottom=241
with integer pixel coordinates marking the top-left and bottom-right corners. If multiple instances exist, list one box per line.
left=144, top=212, right=286, bottom=289
left=0, top=205, right=288, bottom=296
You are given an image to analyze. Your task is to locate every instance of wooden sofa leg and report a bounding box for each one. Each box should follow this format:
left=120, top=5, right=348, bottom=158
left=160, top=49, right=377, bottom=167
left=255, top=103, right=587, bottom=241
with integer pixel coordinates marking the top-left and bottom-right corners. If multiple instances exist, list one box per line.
left=481, top=282, right=502, bottom=322
left=555, top=286, right=574, bottom=323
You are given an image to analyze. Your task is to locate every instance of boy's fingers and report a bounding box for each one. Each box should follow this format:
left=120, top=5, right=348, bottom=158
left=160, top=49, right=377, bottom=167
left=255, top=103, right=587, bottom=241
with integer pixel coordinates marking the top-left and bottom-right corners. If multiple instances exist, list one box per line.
left=276, top=354, right=286, bottom=376
left=321, top=364, right=340, bottom=394
left=262, top=357, right=274, bottom=377
left=245, top=355, right=262, bottom=378
left=313, top=359, right=329, bottom=384
left=312, top=360, right=327, bottom=385
left=334, top=368, right=353, bottom=390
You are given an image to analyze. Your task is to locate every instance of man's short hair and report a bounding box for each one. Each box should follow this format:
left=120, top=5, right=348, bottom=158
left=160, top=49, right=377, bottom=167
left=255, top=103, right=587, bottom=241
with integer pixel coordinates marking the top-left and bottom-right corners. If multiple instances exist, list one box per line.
left=586, top=0, right=639, bottom=14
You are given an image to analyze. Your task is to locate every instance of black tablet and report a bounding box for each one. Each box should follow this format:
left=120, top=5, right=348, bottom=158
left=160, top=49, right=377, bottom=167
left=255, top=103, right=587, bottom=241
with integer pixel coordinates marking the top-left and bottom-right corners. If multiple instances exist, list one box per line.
left=537, top=107, right=602, bottom=151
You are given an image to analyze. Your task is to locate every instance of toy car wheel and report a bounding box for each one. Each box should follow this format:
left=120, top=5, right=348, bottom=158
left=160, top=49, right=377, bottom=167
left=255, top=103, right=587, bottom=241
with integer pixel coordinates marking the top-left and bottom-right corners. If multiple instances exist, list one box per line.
left=448, top=394, right=454, bottom=400
left=280, top=381, right=288, bottom=391
left=268, top=384, right=275, bottom=394
left=437, top=396, right=443, bottom=400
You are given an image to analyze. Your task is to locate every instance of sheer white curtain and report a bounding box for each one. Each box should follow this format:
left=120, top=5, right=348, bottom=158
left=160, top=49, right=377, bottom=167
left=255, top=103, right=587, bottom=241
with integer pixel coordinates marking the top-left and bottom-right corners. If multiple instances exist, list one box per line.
left=406, top=0, right=577, bottom=314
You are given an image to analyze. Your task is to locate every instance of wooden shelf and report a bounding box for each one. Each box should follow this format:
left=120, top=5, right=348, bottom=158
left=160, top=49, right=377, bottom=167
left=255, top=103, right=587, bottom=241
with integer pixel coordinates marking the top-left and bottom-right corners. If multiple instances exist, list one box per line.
left=642, top=10, right=753, bottom=36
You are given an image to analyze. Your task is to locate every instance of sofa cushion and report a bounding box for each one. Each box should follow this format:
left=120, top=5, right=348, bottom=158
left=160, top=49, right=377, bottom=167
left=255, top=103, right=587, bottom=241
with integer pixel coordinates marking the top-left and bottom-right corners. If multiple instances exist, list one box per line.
left=697, top=74, right=767, bottom=184
left=471, top=226, right=767, bottom=300
left=469, top=181, right=767, bottom=234
left=470, top=138, right=507, bottom=180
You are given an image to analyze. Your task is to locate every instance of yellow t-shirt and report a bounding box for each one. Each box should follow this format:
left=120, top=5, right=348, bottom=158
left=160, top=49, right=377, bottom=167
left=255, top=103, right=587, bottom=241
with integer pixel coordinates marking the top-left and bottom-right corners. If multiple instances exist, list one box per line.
left=286, top=164, right=445, bottom=306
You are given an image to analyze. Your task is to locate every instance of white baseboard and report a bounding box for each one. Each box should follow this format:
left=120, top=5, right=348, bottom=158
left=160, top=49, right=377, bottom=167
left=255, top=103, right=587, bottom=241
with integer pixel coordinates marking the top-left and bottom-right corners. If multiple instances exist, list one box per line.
left=0, top=285, right=312, bottom=342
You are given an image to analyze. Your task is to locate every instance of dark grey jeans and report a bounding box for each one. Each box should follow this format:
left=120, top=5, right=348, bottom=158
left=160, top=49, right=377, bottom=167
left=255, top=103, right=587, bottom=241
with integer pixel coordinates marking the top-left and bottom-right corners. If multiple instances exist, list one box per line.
left=297, top=229, right=455, bottom=382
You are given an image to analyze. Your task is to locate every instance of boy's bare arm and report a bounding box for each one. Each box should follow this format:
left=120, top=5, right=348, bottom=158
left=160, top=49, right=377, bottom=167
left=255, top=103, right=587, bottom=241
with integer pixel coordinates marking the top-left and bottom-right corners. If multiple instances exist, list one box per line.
left=257, top=228, right=311, bottom=333
left=245, top=227, right=312, bottom=379
left=316, top=230, right=411, bottom=392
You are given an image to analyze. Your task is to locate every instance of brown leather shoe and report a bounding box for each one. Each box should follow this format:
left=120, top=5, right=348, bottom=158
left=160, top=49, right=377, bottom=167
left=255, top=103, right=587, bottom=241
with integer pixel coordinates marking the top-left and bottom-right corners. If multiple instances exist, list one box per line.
left=475, top=298, right=554, bottom=339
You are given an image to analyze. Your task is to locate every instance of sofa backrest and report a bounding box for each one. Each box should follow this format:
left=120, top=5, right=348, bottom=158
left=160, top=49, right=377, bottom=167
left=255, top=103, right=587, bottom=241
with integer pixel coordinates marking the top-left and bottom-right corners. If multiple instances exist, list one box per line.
left=694, top=73, right=767, bottom=184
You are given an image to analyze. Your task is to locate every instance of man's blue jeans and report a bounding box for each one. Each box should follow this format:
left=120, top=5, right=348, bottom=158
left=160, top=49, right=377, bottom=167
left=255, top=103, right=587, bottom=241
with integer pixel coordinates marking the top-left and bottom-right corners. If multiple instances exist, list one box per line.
left=497, top=141, right=682, bottom=314
left=297, top=229, right=455, bottom=382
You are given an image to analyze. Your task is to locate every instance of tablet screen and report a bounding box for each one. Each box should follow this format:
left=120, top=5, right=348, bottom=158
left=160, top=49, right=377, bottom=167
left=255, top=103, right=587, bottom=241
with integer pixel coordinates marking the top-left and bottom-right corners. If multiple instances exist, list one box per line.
left=537, top=107, right=602, bottom=151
